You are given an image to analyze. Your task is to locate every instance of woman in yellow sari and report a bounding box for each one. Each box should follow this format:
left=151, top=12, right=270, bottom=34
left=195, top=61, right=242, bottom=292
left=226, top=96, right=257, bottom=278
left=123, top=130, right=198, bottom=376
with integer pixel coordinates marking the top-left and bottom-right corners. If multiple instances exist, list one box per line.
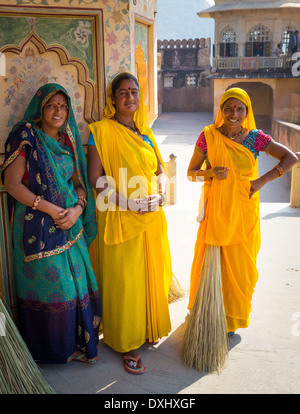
left=187, top=88, right=297, bottom=334
left=87, top=73, right=172, bottom=374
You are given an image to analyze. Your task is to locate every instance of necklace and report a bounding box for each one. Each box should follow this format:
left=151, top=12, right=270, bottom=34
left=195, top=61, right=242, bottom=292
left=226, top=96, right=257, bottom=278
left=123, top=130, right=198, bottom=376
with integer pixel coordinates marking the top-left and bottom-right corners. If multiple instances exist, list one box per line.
left=221, top=126, right=243, bottom=140
left=113, top=117, right=139, bottom=134
left=39, top=125, right=62, bottom=142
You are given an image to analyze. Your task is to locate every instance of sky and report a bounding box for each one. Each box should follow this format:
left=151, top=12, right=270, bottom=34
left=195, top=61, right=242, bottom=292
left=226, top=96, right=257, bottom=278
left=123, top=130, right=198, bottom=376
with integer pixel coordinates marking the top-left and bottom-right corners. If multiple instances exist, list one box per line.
left=156, top=0, right=215, bottom=42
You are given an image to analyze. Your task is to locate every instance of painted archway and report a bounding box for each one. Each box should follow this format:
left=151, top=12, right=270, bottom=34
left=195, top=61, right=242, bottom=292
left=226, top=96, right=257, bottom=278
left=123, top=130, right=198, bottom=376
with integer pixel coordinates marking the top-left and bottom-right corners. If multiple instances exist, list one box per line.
left=1, top=32, right=97, bottom=150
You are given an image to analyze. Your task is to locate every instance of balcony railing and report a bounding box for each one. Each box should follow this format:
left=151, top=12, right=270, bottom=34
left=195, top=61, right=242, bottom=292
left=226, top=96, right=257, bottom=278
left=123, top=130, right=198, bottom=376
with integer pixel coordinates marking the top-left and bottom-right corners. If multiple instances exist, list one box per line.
left=213, top=56, right=293, bottom=71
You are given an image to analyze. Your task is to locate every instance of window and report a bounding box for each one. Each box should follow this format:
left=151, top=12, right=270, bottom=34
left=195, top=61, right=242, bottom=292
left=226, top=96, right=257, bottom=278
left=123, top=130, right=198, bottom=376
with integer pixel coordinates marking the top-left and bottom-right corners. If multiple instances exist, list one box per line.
left=282, top=26, right=295, bottom=55
left=220, top=27, right=238, bottom=57
left=246, top=24, right=272, bottom=57
left=248, top=24, right=270, bottom=42
left=185, top=73, right=197, bottom=87
left=164, top=75, right=174, bottom=88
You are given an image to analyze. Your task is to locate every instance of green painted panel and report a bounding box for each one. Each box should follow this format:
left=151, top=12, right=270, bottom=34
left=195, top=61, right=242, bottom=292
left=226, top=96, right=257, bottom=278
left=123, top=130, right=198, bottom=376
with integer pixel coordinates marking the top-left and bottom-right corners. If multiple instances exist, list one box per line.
left=0, top=16, right=30, bottom=46
left=35, top=17, right=94, bottom=79
left=0, top=15, right=95, bottom=81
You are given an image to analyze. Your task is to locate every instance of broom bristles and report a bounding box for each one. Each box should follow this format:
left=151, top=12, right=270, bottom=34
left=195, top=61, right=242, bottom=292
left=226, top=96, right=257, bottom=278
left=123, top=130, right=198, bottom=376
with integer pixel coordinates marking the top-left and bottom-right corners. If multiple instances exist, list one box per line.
left=0, top=299, right=55, bottom=394
left=181, top=245, right=228, bottom=373
left=168, top=273, right=186, bottom=303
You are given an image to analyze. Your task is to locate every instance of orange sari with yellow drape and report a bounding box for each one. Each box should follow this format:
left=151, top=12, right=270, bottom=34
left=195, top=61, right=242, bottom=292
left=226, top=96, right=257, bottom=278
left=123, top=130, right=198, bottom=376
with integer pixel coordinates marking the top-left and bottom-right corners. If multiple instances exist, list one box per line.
left=188, top=125, right=261, bottom=332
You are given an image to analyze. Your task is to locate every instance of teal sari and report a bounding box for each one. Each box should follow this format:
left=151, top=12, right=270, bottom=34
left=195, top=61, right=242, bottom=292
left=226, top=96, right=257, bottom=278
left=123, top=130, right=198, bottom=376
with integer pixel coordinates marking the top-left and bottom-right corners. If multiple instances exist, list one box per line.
left=2, top=83, right=101, bottom=364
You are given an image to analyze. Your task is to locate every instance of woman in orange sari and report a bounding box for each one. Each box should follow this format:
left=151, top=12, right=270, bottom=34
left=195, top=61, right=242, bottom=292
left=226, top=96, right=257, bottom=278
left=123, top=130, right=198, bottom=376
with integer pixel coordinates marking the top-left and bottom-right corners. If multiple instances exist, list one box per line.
left=187, top=88, right=297, bottom=334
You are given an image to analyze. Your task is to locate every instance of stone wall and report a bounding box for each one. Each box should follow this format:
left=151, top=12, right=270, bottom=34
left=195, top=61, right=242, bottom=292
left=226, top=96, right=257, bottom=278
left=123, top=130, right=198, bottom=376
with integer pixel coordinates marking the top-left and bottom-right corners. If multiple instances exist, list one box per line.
left=272, top=119, right=300, bottom=155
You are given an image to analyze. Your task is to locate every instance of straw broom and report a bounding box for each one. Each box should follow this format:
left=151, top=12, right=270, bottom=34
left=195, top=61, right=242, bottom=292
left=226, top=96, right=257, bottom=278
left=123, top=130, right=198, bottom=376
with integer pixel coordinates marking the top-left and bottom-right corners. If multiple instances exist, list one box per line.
left=181, top=245, right=228, bottom=373
left=0, top=299, right=55, bottom=394
left=168, top=273, right=185, bottom=304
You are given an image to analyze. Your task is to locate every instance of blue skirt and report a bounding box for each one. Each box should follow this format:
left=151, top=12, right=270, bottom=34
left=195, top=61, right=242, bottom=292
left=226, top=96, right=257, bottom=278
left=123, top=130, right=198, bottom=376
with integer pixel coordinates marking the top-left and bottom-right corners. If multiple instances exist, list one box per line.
left=13, top=202, right=101, bottom=364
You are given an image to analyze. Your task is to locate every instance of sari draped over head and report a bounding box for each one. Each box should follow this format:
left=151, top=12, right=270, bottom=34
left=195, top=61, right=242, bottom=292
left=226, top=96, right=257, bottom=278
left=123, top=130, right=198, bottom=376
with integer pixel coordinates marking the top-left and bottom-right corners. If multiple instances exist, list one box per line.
left=89, top=76, right=165, bottom=246
left=88, top=73, right=172, bottom=351
left=1, top=83, right=96, bottom=261
left=214, top=87, right=256, bottom=130
left=188, top=88, right=261, bottom=332
left=1, top=83, right=101, bottom=364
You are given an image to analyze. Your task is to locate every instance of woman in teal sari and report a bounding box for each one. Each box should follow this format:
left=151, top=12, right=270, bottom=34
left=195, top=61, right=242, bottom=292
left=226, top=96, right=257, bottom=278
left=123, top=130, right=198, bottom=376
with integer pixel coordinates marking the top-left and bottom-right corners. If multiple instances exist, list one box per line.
left=2, top=83, right=101, bottom=364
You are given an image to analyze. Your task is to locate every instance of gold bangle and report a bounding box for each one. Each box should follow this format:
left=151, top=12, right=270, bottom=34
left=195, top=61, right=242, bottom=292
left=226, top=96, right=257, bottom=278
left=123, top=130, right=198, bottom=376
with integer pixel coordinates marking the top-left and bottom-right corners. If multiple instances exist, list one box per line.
left=32, top=195, right=42, bottom=210
left=273, top=165, right=284, bottom=177
left=77, top=195, right=87, bottom=208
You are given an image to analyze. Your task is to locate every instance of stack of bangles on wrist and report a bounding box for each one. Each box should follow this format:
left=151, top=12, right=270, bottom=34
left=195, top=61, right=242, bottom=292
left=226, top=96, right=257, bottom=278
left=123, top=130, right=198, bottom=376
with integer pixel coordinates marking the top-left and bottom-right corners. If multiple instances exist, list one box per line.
left=75, top=196, right=87, bottom=210
left=273, top=164, right=284, bottom=177
left=32, top=195, right=43, bottom=210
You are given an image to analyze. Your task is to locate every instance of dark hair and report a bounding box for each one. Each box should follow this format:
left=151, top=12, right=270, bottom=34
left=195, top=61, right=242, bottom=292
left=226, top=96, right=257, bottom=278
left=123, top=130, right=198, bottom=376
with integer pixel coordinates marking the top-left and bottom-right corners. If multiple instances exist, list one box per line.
left=221, top=98, right=248, bottom=111
left=45, top=90, right=68, bottom=103
left=111, top=73, right=139, bottom=97
left=42, top=90, right=69, bottom=114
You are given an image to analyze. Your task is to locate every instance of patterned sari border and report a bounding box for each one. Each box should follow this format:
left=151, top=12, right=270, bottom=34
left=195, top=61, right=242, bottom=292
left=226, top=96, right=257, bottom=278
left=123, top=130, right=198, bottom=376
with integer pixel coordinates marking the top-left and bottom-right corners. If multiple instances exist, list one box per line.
left=18, top=289, right=100, bottom=314
left=1, top=140, right=32, bottom=172
left=66, top=123, right=87, bottom=193
left=23, top=228, right=83, bottom=262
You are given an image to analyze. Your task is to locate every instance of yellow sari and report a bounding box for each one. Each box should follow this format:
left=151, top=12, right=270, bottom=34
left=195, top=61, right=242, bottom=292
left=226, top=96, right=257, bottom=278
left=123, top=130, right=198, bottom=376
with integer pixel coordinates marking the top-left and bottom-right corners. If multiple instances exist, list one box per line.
left=88, top=81, right=172, bottom=352
left=188, top=88, right=261, bottom=332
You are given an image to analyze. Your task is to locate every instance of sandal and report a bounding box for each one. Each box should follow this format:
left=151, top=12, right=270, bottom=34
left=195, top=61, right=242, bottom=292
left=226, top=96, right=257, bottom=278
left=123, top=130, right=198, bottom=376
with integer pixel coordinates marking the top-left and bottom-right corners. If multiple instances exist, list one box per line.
left=73, top=350, right=97, bottom=364
left=123, top=354, right=145, bottom=375
left=146, top=338, right=160, bottom=345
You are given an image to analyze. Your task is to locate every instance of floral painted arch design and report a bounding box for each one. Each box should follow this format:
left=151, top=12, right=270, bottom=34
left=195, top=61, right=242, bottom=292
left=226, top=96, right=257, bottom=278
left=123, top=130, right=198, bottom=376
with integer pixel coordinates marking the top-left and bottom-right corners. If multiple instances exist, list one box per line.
left=2, top=31, right=97, bottom=125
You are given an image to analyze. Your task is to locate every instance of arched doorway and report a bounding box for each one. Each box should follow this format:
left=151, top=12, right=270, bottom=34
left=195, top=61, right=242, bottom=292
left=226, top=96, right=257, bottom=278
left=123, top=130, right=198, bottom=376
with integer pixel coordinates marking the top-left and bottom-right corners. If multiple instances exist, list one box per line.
left=227, top=81, right=273, bottom=132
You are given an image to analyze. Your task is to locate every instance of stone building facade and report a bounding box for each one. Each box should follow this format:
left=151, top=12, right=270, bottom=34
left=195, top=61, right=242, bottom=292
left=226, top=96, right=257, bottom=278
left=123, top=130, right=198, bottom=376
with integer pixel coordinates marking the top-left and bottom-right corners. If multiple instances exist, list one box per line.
left=198, top=0, right=300, bottom=153
left=157, top=37, right=213, bottom=113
